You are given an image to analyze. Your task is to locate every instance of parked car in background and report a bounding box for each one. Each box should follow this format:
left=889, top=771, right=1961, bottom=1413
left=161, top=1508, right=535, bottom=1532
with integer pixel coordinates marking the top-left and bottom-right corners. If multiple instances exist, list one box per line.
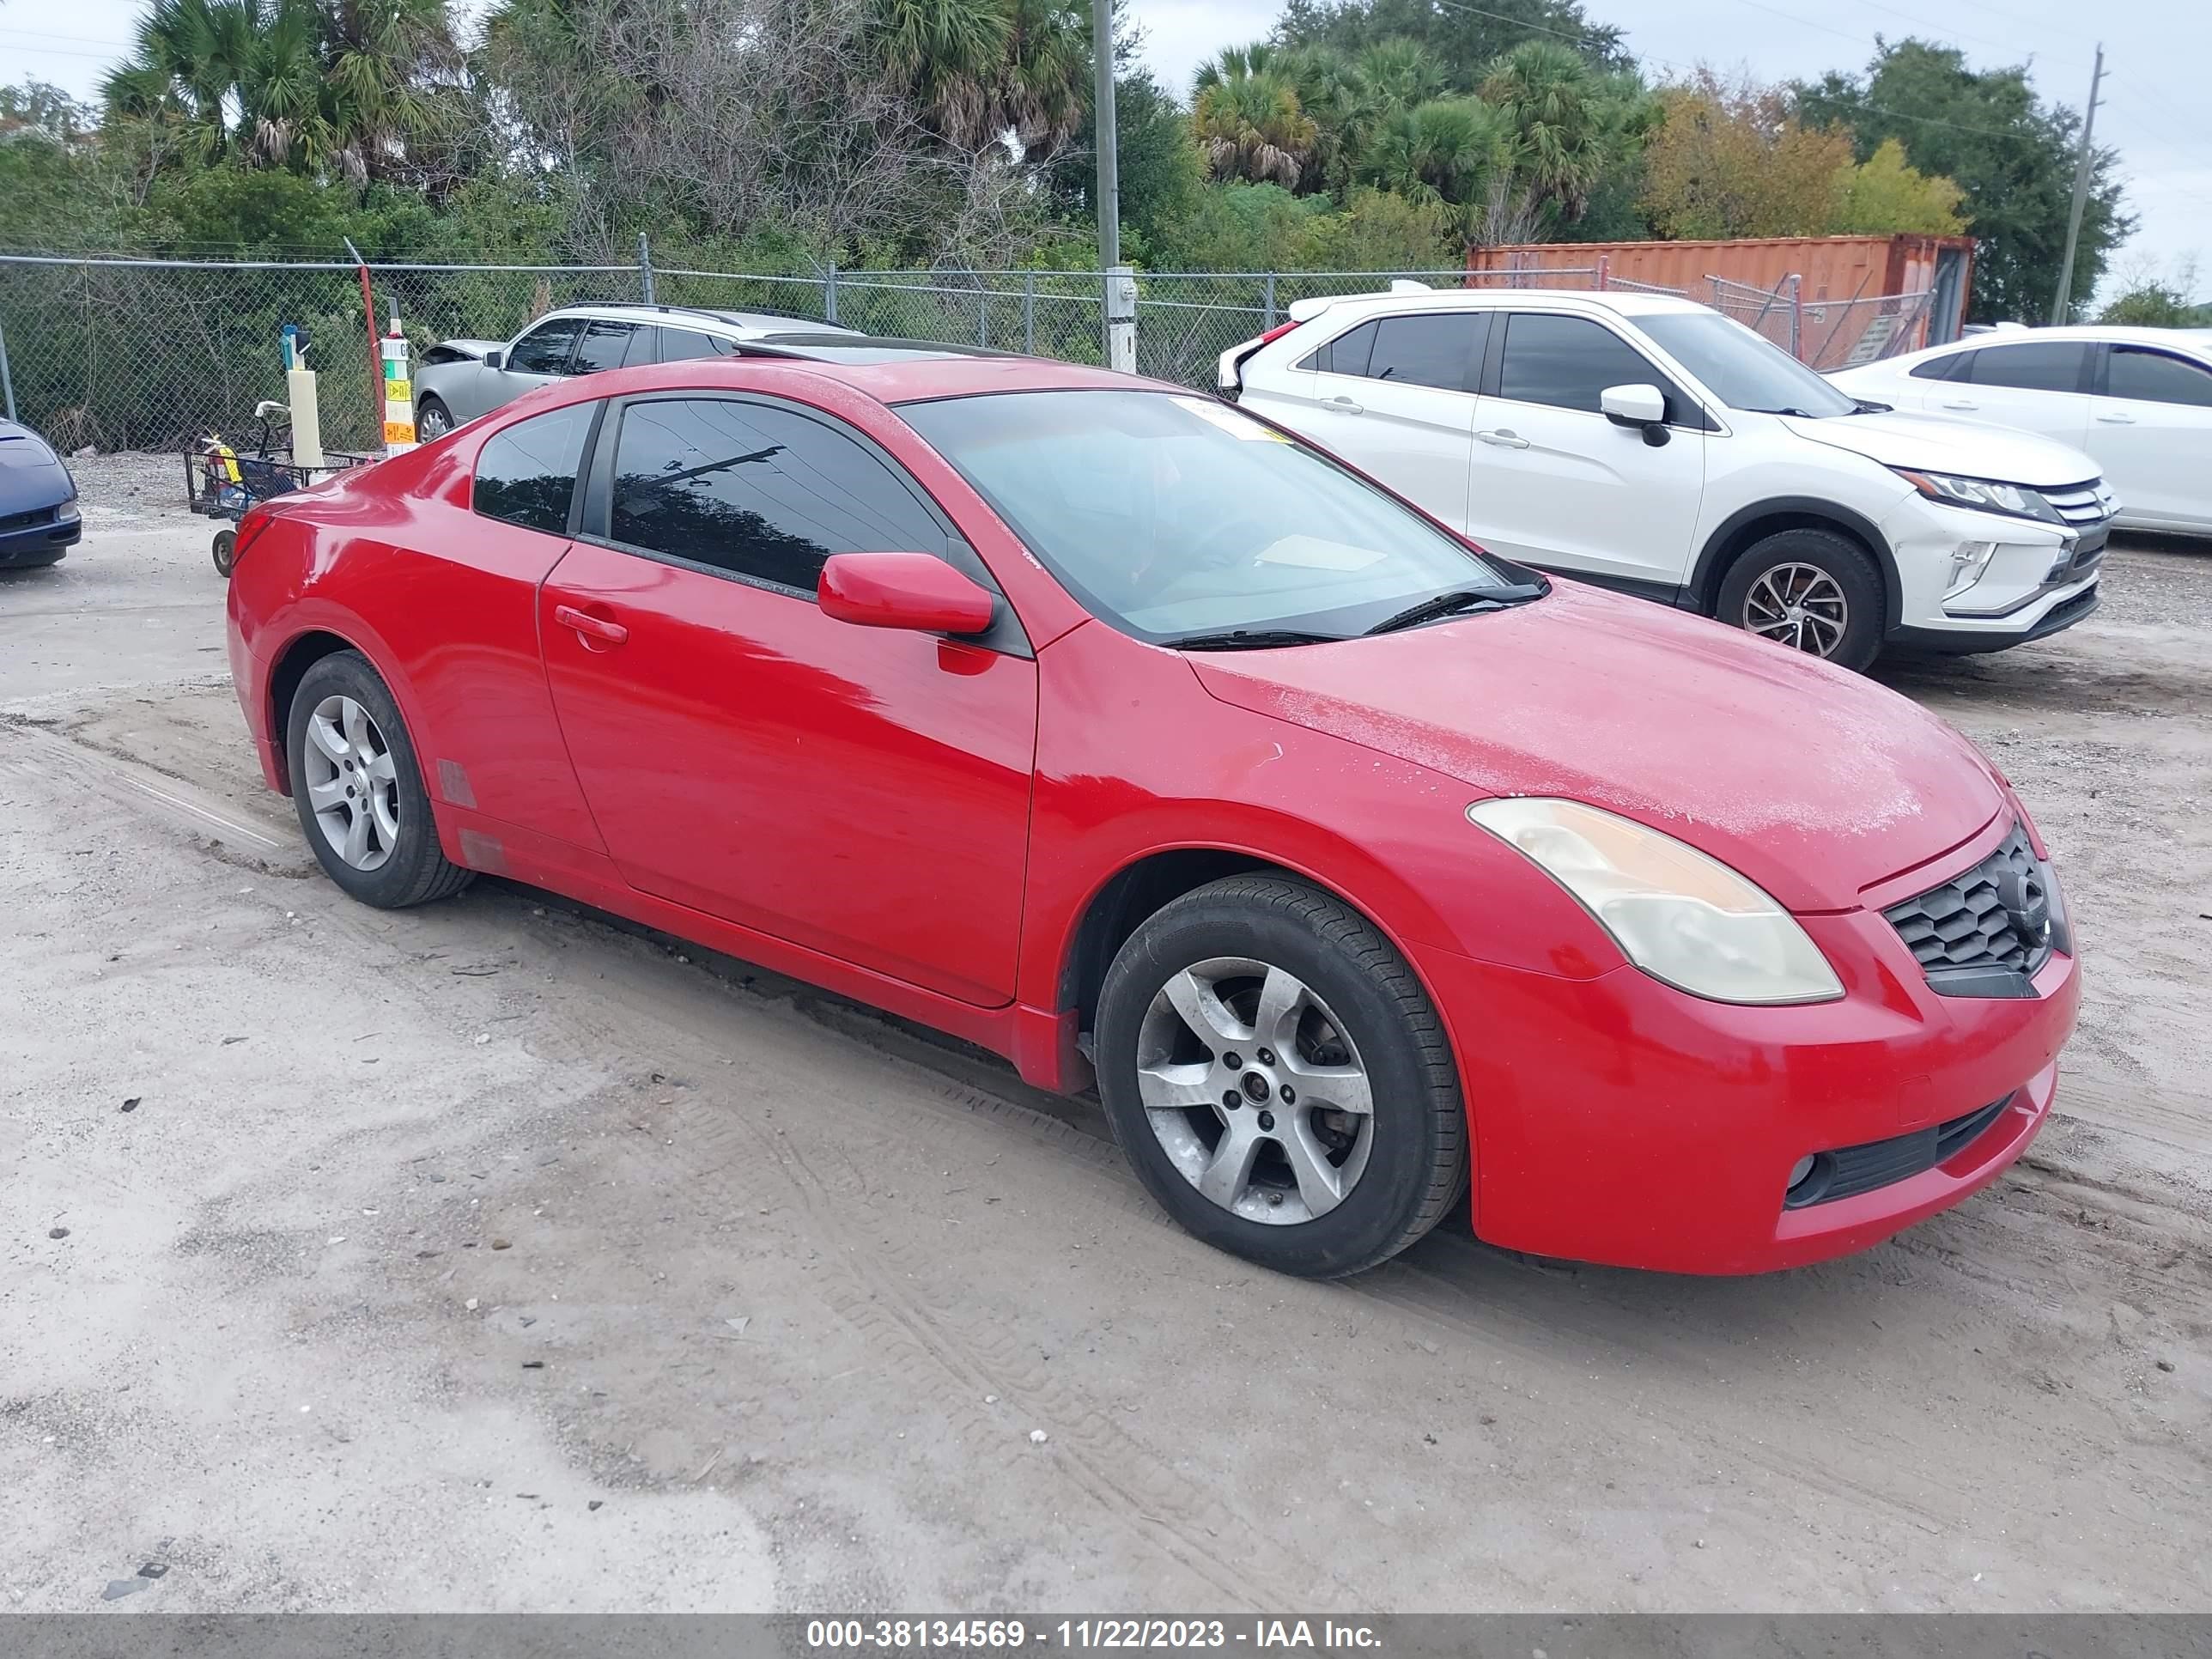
left=413, top=301, right=861, bottom=438
left=0, top=417, right=83, bottom=569
left=225, top=347, right=2077, bottom=1280
left=1222, top=288, right=2114, bottom=670
left=1828, top=326, right=2212, bottom=538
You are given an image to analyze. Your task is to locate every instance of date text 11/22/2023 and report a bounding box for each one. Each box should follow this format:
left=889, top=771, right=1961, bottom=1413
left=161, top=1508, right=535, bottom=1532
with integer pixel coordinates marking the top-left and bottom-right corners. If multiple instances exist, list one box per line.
left=802, top=1620, right=1383, bottom=1650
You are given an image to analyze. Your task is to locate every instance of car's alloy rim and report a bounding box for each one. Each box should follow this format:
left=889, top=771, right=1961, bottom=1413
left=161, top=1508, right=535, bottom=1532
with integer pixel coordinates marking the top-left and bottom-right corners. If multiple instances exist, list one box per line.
left=303, top=694, right=400, bottom=872
left=417, top=404, right=451, bottom=439
left=1742, top=562, right=1849, bottom=657
left=1135, top=957, right=1375, bottom=1225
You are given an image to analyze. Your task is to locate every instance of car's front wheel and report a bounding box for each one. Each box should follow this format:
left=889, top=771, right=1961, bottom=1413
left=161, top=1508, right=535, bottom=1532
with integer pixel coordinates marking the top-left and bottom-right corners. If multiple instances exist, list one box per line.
left=1717, top=527, right=1886, bottom=671
left=1094, top=876, right=1468, bottom=1278
left=415, top=396, right=454, bottom=441
left=286, top=650, right=471, bottom=908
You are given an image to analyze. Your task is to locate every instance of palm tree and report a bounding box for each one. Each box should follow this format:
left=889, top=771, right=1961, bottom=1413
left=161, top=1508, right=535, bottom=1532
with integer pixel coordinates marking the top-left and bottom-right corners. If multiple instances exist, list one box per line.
left=873, top=0, right=1089, bottom=152
left=1478, top=38, right=1610, bottom=222
left=1191, top=42, right=1318, bottom=189
left=103, top=0, right=458, bottom=181
left=1353, top=96, right=1508, bottom=236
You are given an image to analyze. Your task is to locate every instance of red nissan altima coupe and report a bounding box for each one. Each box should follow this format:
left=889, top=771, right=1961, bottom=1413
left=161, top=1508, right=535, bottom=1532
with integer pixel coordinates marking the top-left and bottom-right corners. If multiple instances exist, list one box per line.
left=226, top=343, right=2080, bottom=1279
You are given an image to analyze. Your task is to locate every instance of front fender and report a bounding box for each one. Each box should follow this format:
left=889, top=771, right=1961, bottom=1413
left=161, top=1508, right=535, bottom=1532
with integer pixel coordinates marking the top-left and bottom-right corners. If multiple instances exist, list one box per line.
left=1016, top=625, right=1624, bottom=1017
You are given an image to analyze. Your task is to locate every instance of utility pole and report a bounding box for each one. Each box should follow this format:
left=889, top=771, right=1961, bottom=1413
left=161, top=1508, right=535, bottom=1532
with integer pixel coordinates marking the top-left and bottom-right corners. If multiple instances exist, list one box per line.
left=2051, top=43, right=2105, bottom=325
left=1093, top=0, right=1136, bottom=370
left=1092, top=0, right=1119, bottom=273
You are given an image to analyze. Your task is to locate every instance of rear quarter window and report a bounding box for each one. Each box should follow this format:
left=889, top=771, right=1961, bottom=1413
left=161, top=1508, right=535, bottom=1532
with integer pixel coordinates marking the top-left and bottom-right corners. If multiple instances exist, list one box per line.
left=473, top=403, right=596, bottom=535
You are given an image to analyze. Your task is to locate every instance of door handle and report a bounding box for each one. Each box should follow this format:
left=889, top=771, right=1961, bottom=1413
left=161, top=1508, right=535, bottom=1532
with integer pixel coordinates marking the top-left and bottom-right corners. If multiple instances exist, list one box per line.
left=555, top=604, right=629, bottom=647
left=1940, top=399, right=1979, bottom=410
left=2095, top=412, right=2136, bottom=424
left=1475, top=429, right=1530, bottom=449
left=1324, top=395, right=1364, bottom=415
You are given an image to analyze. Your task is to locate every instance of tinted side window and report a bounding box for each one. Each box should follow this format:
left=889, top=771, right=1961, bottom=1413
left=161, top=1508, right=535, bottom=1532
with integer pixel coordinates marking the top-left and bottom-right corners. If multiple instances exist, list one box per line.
left=659, top=327, right=739, bottom=362
left=1968, top=343, right=2090, bottom=392
left=1304, top=320, right=1378, bottom=377
left=507, top=318, right=584, bottom=376
left=473, top=403, right=595, bottom=535
left=1498, top=313, right=1666, bottom=414
left=609, top=398, right=946, bottom=592
left=1364, top=313, right=1484, bottom=391
left=570, top=320, right=641, bottom=374
left=1910, top=351, right=1972, bottom=381
left=2106, top=346, right=2212, bottom=408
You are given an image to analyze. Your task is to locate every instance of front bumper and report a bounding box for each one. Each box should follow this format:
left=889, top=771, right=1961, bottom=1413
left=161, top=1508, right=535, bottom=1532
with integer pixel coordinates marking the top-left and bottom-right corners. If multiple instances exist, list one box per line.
left=1413, top=836, right=2079, bottom=1273
left=0, top=502, right=81, bottom=565
left=1881, top=495, right=2105, bottom=651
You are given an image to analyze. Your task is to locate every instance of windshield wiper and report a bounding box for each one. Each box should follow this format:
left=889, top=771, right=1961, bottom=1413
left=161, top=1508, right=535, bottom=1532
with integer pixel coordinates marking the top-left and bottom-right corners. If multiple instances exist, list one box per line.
left=1362, top=581, right=1546, bottom=637
left=1158, top=628, right=1350, bottom=651
left=1743, top=405, right=1824, bottom=417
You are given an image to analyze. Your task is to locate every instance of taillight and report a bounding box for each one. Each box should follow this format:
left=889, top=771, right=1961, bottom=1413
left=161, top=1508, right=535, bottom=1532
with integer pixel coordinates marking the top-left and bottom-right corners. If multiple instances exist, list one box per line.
left=232, top=506, right=276, bottom=567
left=1255, top=320, right=1301, bottom=346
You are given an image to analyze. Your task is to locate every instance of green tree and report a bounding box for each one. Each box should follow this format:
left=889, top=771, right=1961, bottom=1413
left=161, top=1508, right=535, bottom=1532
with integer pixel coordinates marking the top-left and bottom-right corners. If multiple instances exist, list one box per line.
left=1830, top=137, right=1965, bottom=234
left=1275, top=0, right=1626, bottom=89
left=1641, top=72, right=1856, bottom=240
left=1479, top=39, right=1620, bottom=224
left=873, top=0, right=1090, bottom=151
left=102, top=0, right=462, bottom=185
left=1798, top=40, right=2131, bottom=322
left=2100, top=276, right=2211, bottom=328
left=1192, top=44, right=1320, bottom=188
left=1353, top=97, right=1507, bottom=240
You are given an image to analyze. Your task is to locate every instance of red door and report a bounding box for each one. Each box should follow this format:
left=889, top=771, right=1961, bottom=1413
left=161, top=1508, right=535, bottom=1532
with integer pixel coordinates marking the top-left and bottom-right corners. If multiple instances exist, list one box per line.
left=537, top=395, right=1037, bottom=1007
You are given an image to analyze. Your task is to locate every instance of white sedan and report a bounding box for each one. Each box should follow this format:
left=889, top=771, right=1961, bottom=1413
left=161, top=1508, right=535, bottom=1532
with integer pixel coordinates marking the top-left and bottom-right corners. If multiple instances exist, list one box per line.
left=1830, top=326, right=2212, bottom=537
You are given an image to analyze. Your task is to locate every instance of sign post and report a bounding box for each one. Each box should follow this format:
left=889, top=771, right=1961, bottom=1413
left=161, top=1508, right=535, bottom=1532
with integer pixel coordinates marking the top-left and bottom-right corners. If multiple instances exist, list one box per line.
left=380, top=313, right=416, bottom=455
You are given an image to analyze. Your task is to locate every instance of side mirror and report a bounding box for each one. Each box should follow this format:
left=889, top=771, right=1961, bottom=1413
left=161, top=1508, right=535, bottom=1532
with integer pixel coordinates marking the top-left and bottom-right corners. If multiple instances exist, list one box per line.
left=483, top=349, right=504, bottom=369
left=818, top=551, right=996, bottom=635
left=1601, top=383, right=1668, bottom=430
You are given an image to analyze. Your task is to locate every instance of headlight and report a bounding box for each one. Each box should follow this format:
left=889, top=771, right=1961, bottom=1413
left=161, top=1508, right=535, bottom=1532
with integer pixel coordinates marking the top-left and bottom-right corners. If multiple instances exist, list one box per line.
left=1467, top=798, right=1844, bottom=1006
left=1895, top=469, right=2063, bottom=526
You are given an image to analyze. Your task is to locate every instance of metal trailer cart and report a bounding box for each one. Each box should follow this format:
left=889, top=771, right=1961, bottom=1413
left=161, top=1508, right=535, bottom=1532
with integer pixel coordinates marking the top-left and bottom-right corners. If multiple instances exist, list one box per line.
left=185, top=403, right=374, bottom=575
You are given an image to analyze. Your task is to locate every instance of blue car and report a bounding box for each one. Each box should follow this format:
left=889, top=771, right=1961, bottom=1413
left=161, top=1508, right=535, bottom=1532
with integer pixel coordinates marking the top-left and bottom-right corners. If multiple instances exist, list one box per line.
left=0, top=419, right=83, bottom=568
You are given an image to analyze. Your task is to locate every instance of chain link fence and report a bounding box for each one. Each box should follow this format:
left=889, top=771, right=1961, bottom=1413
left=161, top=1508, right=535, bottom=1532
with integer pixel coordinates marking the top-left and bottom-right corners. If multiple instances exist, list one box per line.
left=1705, top=274, right=1938, bottom=374
left=0, top=250, right=1930, bottom=454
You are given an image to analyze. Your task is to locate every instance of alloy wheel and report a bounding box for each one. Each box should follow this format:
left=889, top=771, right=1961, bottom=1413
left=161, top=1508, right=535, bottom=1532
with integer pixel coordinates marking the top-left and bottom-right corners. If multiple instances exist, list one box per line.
left=1134, top=956, right=1375, bottom=1224
left=1741, top=562, right=1849, bottom=657
left=301, top=694, right=400, bottom=872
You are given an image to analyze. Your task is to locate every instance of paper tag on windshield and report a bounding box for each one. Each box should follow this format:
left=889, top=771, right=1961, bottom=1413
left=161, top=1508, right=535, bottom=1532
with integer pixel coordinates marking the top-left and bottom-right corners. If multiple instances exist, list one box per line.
left=1170, top=395, right=1291, bottom=441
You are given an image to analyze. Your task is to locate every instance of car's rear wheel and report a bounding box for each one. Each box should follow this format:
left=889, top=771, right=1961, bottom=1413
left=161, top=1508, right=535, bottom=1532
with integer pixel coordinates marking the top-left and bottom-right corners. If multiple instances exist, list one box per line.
left=211, top=528, right=236, bottom=576
left=1717, top=527, right=1886, bottom=671
left=1094, top=876, right=1468, bottom=1278
left=416, top=397, right=453, bottom=441
left=286, top=651, right=471, bottom=908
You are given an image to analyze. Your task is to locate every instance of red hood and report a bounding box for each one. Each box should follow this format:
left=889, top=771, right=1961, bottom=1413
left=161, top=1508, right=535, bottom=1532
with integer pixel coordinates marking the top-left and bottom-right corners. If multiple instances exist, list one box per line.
left=1189, top=581, right=2005, bottom=912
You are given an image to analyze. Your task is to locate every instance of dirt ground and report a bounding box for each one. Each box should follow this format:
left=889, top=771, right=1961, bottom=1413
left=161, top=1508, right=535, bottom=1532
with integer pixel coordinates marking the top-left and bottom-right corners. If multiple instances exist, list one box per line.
left=3, top=456, right=2209, bottom=1613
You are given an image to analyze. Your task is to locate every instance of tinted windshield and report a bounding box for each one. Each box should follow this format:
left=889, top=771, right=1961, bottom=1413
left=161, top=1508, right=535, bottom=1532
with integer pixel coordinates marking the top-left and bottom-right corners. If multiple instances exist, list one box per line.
left=1638, top=310, right=1859, bottom=417
left=897, top=389, right=1510, bottom=641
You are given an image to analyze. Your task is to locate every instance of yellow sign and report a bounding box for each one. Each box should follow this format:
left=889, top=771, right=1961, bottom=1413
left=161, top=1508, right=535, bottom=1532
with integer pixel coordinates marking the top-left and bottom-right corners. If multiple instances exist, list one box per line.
left=383, top=420, right=417, bottom=445
left=384, top=376, right=412, bottom=402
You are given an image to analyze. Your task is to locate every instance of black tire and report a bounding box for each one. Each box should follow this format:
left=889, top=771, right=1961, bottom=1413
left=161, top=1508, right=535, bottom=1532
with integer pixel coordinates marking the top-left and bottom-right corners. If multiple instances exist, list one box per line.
left=285, top=650, right=472, bottom=908
left=416, top=396, right=454, bottom=441
left=211, top=528, right=236, bottom=576
left=1094, top=875, right=1468, bottom=1278
left=1716, top=526, right=1887, bottom=672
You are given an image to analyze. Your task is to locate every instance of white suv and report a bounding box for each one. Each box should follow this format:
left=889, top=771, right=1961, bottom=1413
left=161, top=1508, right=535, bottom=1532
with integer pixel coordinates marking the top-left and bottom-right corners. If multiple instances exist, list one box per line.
left=1222, top=288, right=2114, bottom=669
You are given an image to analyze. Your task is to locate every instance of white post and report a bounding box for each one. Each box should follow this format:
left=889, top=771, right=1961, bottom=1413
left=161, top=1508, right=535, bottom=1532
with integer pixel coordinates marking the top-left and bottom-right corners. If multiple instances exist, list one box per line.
left=380, top=312, right=416, bottom=456
left=283, top=324, right=325, bottom=470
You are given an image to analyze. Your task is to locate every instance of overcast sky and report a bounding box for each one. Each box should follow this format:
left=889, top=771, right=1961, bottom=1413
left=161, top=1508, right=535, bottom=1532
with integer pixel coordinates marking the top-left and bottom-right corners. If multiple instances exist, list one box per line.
left=3, top=0, right=2204, bottom=296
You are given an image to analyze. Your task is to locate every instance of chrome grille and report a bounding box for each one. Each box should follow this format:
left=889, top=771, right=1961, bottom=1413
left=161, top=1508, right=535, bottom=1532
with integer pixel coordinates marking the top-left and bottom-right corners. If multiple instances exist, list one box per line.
left=2045, top=478, right=2117, bottom=526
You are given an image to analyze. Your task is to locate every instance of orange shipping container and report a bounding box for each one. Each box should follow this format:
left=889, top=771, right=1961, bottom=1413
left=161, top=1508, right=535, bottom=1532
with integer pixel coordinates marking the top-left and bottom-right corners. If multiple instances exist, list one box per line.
left=1466, top=234, right=1975, bottom=358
